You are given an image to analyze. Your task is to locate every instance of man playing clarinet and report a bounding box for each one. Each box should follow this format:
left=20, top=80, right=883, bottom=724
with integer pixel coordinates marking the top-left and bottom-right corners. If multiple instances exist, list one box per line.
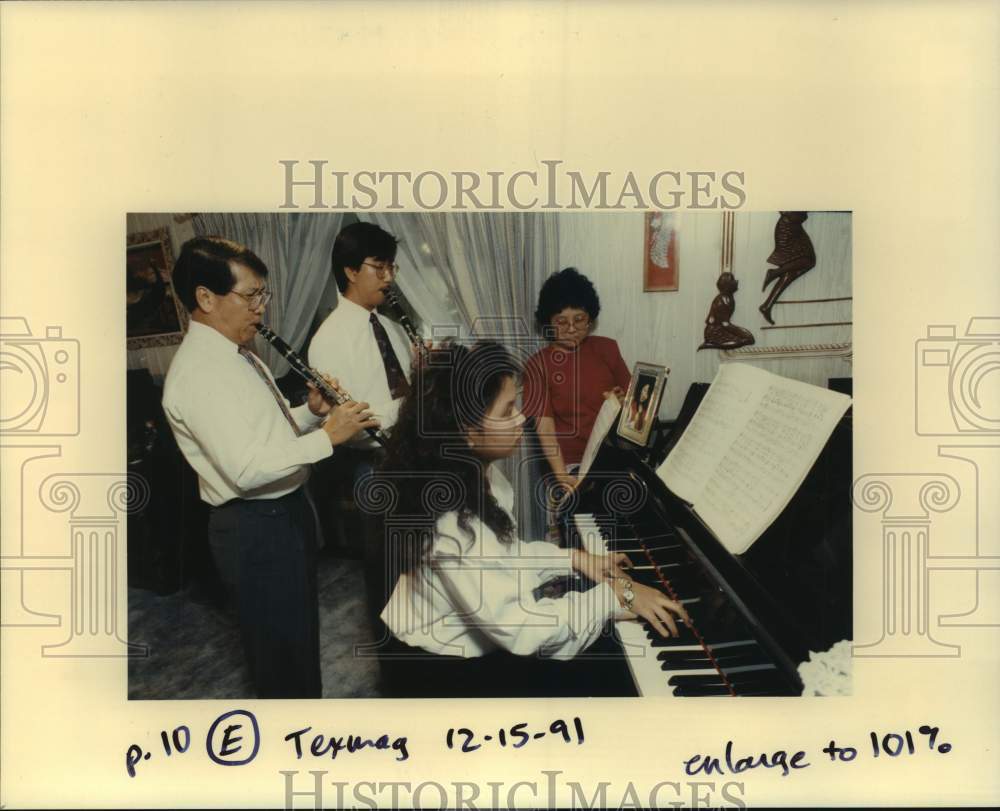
left=308, top=222, right=421, bottom=626
left=163, top=236, right=378, bottom=698
left=308, top=222, right=414, bottom=442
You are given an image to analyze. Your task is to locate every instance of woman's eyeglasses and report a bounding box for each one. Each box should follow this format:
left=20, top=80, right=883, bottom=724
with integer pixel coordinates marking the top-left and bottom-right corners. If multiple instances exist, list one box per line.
left=552, top=314, right=591, bottom=330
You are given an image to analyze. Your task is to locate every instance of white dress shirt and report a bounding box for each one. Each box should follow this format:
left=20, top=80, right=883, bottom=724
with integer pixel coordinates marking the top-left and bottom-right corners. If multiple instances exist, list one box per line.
left=163, top=321, right=333, bottom=506
left=382, top=467, right=620, bottom=660
left=308, top=296, right=413, bottom=448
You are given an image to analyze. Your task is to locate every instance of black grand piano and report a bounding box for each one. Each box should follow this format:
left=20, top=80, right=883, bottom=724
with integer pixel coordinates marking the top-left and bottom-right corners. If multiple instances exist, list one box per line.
left=557, top=381, right=852, bottom=697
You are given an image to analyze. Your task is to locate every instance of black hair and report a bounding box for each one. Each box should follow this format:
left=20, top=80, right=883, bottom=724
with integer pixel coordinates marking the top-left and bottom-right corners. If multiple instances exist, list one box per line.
left=172, top=236, right=269, bottom=312
left=533, top=267, right=601, bottom=336
left=376, top=341, right=519, bottom=571
left=331, top=221, right=399, bottom=293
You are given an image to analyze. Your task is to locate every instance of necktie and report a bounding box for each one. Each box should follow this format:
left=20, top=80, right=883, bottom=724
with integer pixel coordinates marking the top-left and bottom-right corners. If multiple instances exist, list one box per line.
left=370, top=313, right=410, bottom=399
left=238, top=346, right=301, bottom=436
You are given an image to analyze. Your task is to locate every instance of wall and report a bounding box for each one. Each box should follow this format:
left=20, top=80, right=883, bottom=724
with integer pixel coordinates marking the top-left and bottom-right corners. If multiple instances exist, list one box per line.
left=559, top=211, right=852, bottom=419
left=126, top=210, right=853, bottom=401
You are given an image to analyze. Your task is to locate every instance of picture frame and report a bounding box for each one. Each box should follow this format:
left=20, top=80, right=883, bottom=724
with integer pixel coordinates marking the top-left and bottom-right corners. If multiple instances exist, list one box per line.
left=617, top=361, right=669, bottom=446
left=126, top=227, right=187, bottom=349
left=643, top=211, right=679, bottom=291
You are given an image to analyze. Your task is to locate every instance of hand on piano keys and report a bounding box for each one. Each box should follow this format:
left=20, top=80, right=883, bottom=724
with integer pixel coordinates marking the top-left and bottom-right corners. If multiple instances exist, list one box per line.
left=610, top=577, right=689, bottom=640
left=568, top=547, right=632, bottom=583
left=569, top=548, right=689, bottom=639
left=572, top=511, right=800, bottom=697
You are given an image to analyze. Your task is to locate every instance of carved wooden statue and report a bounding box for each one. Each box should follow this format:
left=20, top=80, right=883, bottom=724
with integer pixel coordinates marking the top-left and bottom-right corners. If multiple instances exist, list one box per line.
left=759, top=210, right=816, bottom=324
left=699, top=272, right=755, bottom=350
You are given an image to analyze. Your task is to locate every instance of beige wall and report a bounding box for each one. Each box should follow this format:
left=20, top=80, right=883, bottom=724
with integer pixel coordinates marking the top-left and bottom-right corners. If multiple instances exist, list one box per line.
left=560, top=211, right=853, bottom=419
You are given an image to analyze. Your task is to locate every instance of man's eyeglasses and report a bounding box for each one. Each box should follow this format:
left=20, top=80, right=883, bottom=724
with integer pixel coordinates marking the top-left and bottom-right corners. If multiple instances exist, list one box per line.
left=552, top=314, right=591, bottom=330
left=230, top=288, right=272, bottom=310
left=362, top=261, right=401, bottom=280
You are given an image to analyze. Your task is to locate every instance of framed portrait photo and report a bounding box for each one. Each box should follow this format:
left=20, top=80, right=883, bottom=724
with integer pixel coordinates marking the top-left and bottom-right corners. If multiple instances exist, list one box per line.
left=617, top=362, right=669, bottom=446
left=126, top=227, right=188, bottom=349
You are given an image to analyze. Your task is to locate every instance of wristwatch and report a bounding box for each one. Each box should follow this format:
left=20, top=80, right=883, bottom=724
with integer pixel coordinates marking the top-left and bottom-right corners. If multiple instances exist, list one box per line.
left=617, top=577, right=635, bottom=612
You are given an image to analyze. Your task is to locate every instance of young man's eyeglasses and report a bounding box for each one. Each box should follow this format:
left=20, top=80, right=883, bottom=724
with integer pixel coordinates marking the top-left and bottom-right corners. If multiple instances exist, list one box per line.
left=361, top=261, right=401, bottom=280
left=230, top=288, right=272, bottom=310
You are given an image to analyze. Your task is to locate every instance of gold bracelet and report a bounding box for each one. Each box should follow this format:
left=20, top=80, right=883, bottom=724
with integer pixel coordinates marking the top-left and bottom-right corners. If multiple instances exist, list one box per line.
left=616, top=577, right=635, bottom=612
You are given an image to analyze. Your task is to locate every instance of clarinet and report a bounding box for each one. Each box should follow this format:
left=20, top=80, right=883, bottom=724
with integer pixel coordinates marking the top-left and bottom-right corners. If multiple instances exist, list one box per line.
left=384, top=287, right=430, bottom=363
left=255, top=325, right=387, bottom=447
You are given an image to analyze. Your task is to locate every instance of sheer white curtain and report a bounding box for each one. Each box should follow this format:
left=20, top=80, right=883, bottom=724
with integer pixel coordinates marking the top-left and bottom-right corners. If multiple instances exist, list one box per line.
left=359, top=212, right=461, bottom=335
left=193, top=212, right=343, bottom=375
left=361, top=212, right=559, bottom=540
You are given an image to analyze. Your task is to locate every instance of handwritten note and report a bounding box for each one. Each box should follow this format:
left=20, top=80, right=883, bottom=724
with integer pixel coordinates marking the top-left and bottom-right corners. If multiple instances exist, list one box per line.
left=683, top=725, right=953, bottom=779
left=124, top=711, right=585, bottom=778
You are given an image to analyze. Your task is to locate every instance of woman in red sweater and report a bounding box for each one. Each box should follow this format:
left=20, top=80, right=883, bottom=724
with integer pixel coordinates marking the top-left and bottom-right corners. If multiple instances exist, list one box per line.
left=523, top=268, right=631, bottom=495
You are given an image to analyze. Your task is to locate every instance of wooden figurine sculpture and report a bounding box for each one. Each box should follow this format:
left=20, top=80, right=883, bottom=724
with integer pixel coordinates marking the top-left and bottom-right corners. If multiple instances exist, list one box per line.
left=699, top=272, right=755, bottom=350
left=759, top=210, right=816, bottom=324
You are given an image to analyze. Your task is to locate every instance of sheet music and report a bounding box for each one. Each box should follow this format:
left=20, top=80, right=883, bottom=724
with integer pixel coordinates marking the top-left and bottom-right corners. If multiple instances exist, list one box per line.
left=657, top=364, right=850, bottom=553
left=655, top=369, right=750, bottom=502
left=576, top=397, right=621, bottom=479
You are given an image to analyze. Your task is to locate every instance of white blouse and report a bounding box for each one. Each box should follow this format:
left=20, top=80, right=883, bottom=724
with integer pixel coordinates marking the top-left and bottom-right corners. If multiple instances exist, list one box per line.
left=381, top=468, right=620, bottom=660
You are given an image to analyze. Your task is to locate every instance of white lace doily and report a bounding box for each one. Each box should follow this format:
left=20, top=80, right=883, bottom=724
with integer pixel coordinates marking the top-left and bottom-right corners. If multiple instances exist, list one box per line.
left=798, top=639, right=852, bottom=696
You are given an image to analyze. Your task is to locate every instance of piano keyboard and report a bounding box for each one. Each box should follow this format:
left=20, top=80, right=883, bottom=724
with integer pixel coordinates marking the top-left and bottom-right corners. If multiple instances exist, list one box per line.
left=573, top=512, right=799, bottom=697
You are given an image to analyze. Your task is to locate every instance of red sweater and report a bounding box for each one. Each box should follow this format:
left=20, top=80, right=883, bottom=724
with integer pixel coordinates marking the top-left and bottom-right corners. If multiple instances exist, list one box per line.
left=523, top=335, right=631, bottom=466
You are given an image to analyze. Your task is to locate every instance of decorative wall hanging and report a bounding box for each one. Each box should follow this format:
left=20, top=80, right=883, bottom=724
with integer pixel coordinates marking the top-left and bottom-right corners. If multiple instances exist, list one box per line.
left=759, top=210, right=816, bottom=324
left=126, top=228, right=188, bottom=349
left=699, top=211, right=754, bottom=350
left=643, top=212, right=679, bottom=291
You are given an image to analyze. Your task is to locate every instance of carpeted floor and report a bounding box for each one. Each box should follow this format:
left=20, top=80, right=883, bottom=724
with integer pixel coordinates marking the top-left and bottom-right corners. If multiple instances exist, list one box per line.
left=127, top=551, right=383, bottom=699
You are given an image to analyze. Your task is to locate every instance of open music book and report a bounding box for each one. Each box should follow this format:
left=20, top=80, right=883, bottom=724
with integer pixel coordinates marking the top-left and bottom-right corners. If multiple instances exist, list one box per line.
left=577, top=396, right=622, bottom=479
left=656, top=363, right=851, bottom=554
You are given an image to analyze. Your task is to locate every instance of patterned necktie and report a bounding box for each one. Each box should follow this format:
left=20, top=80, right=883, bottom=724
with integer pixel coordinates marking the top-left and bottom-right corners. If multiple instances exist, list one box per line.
left=238, top=346, right=301, bottom=436
left=370, top=312, right=410, bottom=399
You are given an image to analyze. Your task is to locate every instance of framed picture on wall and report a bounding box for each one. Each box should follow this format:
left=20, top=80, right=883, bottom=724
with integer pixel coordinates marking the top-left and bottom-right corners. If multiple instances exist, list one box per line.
left=617, top=362, right=669, bottom=446
left=126, top=227, right=187, bottom=349
left=643, top=211, right=679, bottom=291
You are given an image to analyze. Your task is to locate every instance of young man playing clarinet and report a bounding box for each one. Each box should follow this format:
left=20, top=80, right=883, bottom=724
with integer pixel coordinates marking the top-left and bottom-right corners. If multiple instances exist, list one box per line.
left=308, top=222, right=415, bottom=441
left=308, top=222, right=421, bottom=624
left=163, top=236, right=379, bottom=698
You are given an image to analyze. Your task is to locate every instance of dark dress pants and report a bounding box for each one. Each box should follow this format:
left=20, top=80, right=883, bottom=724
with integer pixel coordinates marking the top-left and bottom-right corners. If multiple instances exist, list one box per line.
left=208, top=488, right=321, bottom=698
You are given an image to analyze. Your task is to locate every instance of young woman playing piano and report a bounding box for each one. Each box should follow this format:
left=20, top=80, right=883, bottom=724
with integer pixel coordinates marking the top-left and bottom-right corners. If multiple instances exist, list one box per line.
left=522, top=268, right=632, bottom=496
left=376, top=341, right=686, bottom=698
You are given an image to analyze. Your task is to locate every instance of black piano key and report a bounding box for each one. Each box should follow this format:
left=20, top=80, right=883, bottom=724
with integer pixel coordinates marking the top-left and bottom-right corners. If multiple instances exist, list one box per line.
left=657, top=644, right=763, bottom=667
left=672, top=684, right=733, bottom=697
left=669, top=667, right=782, bottom=691
left=629, top=568, right=674, bottom=588
left=659, top=655, right=772, bottom=674
left=670, top=668, right=783, bottom=690
left=644, top=624, right=700, bottom=647
left=656, top=658, right=719, bottom=671
left=666, top=669, right=787, bottom=692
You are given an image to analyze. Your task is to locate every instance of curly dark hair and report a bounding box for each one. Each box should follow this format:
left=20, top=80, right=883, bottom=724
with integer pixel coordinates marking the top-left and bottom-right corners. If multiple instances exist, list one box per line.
left=376, top=340, right=520, bottom=571
left=534, top=267, right=601, bottom=335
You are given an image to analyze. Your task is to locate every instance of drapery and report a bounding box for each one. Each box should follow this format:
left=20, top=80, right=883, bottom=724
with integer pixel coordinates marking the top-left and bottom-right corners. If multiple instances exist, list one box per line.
left=193, top=212, right=343, bottom=375
left=360, top=212, right=559, bottom=540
